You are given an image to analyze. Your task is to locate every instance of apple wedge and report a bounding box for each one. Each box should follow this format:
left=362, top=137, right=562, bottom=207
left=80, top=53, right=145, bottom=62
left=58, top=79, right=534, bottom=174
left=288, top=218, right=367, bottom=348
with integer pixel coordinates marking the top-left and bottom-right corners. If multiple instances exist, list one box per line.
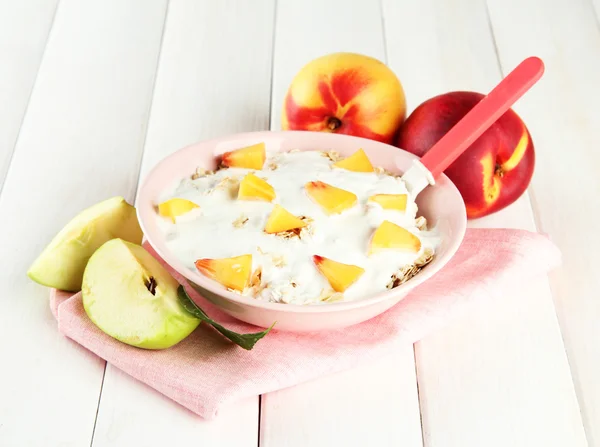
left=27, top=196, right=143, bottom=292
left=82, top=239, right=200, bottom=349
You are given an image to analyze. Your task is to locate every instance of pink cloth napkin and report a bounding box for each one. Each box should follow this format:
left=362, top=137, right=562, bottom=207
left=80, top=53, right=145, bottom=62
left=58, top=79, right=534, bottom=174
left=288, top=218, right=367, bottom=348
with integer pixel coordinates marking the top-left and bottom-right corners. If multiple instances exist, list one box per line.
left=49, top=228, right=560, bottom=419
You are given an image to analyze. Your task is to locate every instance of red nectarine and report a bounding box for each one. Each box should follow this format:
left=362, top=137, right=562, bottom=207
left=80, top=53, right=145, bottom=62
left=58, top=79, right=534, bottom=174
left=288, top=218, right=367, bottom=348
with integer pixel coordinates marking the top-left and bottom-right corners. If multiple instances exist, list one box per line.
left=281, top=53, right=406, bottom=144
left=396, top=91, right=535, bottom=219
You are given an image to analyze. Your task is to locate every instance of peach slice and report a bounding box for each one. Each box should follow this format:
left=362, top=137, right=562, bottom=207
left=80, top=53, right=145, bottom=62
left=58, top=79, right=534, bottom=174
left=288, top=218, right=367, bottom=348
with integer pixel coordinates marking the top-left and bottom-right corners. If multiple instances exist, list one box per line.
left=221, top=142, right=266, bottom=169
left=369, top=220, right=421, bottom=255
left=264, top=205, right=307, bottom=234
left=305, top=181, right=357, bottom=215
left=368, top=194, right=407, bottom=211
left=195, top=254, right=252, bottom=292
left=332, top=149, right=374, bottom=172
left=238, top=173, right=275, bottom=202
left=158, top=198, right=199, bottom=223
left=312, top=255, right=365, bottom=292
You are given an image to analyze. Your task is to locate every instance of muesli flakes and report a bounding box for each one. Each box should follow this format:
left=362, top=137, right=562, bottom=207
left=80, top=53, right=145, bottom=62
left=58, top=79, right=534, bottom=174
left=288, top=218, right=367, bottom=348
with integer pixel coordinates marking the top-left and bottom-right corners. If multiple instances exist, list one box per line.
left=415, top=216, right=428, bottom=231
left=272, top=254, right=287, bottom=267
left=256, top=246, right=287, bottom=267
left=322, top=150, right=342, bottom=162
left=233, top=214, right=249, bottom=228
left=272, top=216, right=314, bottom=240
left=374, top=166, right=396, bottom=176
left=386, top=248, right=434, bottom=289
left=318, top=288, right=344, bottom=303
left=191, top=167, right=215, bottom=180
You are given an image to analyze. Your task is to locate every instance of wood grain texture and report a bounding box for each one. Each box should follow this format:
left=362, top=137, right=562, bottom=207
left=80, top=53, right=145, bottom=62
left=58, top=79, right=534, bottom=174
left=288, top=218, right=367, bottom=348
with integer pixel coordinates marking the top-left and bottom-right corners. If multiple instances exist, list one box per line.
left=0, top=1, right=167, bottom=445
left=383, top=0, right=588, bottom=445
left=260, top=351, right=423, bottom=447
left=487, top=0, right=600, bottom=444
left=0, top=0, right=58, bottom=187
left=92, top=367, right=259, bottom=447
left=262, top=1, right=423, bottom=446
left=91, top=1, right=275, bottom=445
left=138, top=0, right=275, bottom=177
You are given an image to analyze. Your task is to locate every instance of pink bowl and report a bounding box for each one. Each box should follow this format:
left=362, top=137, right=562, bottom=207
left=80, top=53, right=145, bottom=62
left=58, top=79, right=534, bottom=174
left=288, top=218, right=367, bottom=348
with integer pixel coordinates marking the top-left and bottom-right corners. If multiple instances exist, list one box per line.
left=136, top=131, right=467, bottom=332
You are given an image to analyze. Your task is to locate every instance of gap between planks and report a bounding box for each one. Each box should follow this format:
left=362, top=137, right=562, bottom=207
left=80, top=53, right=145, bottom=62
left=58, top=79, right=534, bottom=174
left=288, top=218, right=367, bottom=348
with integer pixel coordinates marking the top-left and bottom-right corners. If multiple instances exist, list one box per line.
left=0, top=0, right=60, bottom=195
left=88, top=2, right=171, bottom=447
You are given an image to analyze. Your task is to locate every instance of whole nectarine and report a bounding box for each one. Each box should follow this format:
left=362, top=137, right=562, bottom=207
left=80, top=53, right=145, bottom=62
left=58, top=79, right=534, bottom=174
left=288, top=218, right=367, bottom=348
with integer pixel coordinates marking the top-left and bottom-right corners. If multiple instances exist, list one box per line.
left=282, top=52, right=406, bottom=144
left=396, top=91, right=535, bottom=219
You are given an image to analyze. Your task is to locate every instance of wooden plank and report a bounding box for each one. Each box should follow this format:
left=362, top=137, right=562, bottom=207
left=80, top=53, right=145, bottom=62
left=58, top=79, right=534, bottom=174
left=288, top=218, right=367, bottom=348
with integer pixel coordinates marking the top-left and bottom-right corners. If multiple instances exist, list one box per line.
left=261, top=1, right=423, bottom=446
left=0, top=0, right=58, bottom=187
left=487, top=0, right=600, bottom=444
left=90, top=1, right=275, bottom=445
left=92, top=367, right=259, bottom=446
left=138, top=0, right=275, bottom=175
left=383, top=0, right=588, bottom=445
left=0, top=1, right=167, bottom=445
left=260, top=350, right=423, bottom=447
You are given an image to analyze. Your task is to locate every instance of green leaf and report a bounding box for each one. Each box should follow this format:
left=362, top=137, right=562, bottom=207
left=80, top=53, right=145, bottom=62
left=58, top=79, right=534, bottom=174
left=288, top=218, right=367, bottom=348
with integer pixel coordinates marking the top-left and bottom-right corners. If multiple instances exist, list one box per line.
left=177, top=286, right=274, bottom=350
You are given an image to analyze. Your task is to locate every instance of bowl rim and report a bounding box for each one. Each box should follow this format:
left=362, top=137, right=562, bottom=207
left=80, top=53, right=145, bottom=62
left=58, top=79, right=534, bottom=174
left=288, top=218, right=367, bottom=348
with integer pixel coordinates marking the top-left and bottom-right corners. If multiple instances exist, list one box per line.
left=136, top=130, right=467, bottom=314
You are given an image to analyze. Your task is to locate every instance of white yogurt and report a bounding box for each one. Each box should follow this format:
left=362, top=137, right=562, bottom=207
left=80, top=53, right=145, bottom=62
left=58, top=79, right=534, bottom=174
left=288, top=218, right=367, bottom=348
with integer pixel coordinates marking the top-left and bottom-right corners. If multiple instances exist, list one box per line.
left=156, top=150, right=440, bottom=305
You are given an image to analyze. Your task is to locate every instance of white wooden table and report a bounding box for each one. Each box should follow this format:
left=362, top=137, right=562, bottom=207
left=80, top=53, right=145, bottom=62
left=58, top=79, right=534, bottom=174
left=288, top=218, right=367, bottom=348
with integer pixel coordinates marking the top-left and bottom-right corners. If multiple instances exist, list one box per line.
left=1, top=1, right=598, bottom=446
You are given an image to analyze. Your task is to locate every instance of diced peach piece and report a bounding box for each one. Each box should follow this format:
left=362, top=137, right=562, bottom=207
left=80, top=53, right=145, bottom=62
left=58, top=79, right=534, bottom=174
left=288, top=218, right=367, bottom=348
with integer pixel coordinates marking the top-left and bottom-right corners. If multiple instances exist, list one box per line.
left=264, top=205, right=307, bottom=234
left=369, top=220, right=421, bottom=255
left=368, top=194, right=407, bottom=211
left=305, top=181, right=357, bottom=215
left=238, top=173, right=275, bottom=202
left=158, top=198, right=199, bottom=223
left=195, top=254, right=252, bottom=292
left=221, top=142, right=266, bottom=169
left=332, top=149, right=374, bottom=172
left=312, top=255, right=365, bottom=292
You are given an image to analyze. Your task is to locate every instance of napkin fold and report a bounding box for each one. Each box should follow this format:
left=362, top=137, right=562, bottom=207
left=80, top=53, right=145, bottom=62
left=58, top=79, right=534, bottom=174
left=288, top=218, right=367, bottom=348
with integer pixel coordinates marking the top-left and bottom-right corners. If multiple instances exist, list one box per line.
left=49, top=228, right=561, bottom=419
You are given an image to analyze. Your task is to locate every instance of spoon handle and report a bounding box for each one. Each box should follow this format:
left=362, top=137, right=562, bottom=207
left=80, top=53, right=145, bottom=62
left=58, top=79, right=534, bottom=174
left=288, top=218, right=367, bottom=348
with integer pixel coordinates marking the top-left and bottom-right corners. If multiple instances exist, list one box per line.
left=419, top=56, right=545, bottom=179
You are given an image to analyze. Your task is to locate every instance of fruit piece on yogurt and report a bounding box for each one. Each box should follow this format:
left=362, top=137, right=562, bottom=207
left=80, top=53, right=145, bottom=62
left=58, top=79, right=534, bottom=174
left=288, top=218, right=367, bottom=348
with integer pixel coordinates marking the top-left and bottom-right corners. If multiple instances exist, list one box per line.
left=238, top=173, right=275, bottom=202
left=305, top=181, right=357, bottom=215
left=195, top=254, right=252, bottom=292
left=368, top=194, right=407, bottom=211
left=332, top=149, right=374, bottom=172
left=82, top=239, right=200, bottom=349
left=221, top=142, right=266, bottom=169
left=369, top=220, right=421, bottom=255
left=313, top=255, right=365, bottom=292
left=264, top=204, right=307, bottom=234
left=158, top=198, right=199, bottom=222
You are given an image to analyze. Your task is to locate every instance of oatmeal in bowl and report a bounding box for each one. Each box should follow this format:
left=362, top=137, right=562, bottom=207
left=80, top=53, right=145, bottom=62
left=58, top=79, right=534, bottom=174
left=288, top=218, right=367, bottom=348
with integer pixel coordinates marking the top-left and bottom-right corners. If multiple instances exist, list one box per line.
left=155, top=143, right=440, bottom=306
left=136, top=131, right=466, bottom=331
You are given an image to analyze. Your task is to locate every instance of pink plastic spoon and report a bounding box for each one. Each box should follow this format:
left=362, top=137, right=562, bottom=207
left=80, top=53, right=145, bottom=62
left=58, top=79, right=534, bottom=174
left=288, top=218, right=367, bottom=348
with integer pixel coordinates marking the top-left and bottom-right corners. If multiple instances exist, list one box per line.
left=401, top=56, right=545, bottom=195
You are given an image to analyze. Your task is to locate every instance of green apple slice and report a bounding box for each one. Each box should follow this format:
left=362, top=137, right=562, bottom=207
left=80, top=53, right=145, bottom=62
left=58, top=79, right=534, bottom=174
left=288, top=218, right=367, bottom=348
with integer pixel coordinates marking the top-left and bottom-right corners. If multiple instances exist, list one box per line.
left=27, top=196, right=143, bottom=292
left=82, top=239, right=200, bottom=349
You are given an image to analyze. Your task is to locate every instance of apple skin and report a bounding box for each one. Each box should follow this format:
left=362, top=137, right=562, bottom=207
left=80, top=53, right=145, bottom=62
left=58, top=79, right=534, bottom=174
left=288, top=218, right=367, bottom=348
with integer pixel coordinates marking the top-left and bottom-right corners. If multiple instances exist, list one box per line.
left=396, top=91, right=535, bottom=219
left=82, top=239, right=200, bottom=350
left=281, top=52, right=406, bottom=144
left=27, top=196, right=143, bottom=291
